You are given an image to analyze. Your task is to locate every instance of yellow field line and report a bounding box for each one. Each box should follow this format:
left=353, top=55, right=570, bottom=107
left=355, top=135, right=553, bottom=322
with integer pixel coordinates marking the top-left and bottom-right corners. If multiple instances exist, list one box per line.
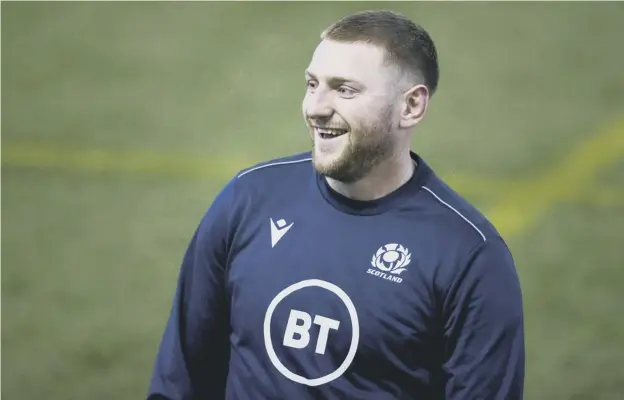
left=2, top=130, right=622, bottom=216
left=486, top=119, right=624, bottom=238
left=1, top=142, right=253, bottom=181
left=1, top=140, right=524, bottom=199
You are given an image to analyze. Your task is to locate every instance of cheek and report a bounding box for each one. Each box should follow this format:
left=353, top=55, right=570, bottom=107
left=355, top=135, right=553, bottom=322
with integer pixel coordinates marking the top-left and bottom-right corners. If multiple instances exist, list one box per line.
left=352, top=113, right=384, bottom=135
left=337, top=97, right=396, bottom=133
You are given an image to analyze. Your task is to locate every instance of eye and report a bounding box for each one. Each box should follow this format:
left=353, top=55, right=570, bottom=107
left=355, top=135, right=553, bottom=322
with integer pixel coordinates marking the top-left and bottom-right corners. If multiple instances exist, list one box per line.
left=337, top=85, right=357, bottom=98
left=306, top=79, right=318, bottom=90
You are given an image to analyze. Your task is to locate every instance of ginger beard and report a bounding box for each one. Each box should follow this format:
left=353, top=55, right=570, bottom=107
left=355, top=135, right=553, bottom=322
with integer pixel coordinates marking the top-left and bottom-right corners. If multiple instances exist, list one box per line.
left=308, top=105, right=396, bottom=184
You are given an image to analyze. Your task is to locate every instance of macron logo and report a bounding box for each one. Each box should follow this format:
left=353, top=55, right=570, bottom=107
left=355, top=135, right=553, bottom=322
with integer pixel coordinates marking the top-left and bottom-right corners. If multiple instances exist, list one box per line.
left=270, top=218, right=294, bottom=248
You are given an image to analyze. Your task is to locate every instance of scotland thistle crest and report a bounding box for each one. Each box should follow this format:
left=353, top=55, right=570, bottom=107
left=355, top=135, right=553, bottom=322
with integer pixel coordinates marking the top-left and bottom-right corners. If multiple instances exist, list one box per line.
left=371, top=243, right=411, bottom=275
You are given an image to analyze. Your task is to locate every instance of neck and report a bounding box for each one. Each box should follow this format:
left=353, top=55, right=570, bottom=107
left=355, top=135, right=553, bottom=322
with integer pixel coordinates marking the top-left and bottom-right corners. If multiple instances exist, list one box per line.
left=325, top=150, right=416, bottom=201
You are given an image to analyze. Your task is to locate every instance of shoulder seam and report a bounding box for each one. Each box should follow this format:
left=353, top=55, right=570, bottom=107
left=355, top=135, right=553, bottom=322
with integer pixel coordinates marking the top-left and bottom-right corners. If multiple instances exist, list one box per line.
left=236, top=157, right=312, bottom=179
left=421, top=186, right=487, bottom=242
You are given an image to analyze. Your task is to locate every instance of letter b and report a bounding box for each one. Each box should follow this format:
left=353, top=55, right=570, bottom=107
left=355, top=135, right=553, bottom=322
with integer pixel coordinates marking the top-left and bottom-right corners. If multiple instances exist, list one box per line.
left=283, top=309, right=312, bottom=349
left=283, top=309, right=340, bottom=355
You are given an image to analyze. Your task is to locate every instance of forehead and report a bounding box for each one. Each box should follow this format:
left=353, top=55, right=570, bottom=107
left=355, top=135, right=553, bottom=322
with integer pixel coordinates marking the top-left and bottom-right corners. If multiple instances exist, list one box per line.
left=306, top=40, right=398, bottom=84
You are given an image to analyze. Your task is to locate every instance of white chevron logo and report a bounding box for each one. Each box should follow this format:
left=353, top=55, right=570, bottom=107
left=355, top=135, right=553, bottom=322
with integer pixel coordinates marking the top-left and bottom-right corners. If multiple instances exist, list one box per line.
left=270, top=218, right=294, bottom=248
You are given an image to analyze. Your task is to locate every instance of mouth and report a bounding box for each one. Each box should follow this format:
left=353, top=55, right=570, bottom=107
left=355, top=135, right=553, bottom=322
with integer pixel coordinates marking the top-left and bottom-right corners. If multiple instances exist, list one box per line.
left=314, top=126, right=349, bottom=140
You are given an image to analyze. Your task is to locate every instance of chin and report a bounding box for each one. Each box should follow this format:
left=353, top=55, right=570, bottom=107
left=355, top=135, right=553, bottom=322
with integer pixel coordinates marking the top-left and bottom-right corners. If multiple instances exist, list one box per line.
left=313, top=147, right=343, bottom=171
left=313, top=150, right=357, bottom=182
left=312, top=155, right=334, bottom=176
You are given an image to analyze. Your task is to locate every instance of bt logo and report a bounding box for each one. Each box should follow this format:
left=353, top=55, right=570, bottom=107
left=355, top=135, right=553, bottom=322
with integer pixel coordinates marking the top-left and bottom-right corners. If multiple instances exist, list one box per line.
left=263, top=279, right=360, bottom=386
left=283, top=309, right=340, bottom=355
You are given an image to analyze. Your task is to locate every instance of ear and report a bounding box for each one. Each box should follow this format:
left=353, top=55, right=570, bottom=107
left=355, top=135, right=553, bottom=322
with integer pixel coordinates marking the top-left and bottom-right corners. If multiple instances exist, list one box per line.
left=399, top=84, right=429, bottom=129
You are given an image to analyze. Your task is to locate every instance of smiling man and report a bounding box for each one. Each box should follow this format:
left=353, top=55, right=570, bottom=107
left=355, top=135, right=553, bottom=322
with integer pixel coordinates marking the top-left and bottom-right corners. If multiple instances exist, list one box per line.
left=147, top=10, right=525, bottom=400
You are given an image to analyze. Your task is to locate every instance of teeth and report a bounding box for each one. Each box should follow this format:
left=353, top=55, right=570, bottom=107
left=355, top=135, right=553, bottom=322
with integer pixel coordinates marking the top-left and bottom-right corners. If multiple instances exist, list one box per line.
left=316, top=127, right=347, bottom=136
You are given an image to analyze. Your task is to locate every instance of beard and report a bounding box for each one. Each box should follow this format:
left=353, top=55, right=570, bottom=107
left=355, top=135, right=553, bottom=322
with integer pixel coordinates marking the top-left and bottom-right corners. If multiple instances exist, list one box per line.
left=311, top=111, right=396, bottom=184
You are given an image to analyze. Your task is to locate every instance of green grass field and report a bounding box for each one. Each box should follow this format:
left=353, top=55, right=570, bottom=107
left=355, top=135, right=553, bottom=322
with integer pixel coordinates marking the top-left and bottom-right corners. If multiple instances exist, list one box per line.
left=2, top=2, right=624, bottom=399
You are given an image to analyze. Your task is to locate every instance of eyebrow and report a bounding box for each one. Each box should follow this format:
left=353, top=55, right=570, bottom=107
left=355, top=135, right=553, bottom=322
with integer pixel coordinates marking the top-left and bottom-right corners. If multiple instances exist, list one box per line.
left=305, top=70, right=361, bottom=86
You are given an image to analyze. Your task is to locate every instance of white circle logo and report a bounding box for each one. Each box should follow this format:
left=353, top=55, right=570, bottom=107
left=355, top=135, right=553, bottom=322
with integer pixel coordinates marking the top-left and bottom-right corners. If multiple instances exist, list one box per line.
left=263, top=279, right=360, bottom=386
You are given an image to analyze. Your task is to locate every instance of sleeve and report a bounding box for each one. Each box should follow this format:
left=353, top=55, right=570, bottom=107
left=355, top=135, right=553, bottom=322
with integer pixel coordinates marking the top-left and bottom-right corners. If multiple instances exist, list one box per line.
left=147, top=178, right=237, bottom=400
left=442, top=236, right=525, bottom=400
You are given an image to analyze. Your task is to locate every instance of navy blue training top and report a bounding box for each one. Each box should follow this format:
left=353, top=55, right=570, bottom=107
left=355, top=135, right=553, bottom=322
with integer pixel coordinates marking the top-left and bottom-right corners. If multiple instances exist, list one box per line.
left=147, top=151, right=525, bottom=400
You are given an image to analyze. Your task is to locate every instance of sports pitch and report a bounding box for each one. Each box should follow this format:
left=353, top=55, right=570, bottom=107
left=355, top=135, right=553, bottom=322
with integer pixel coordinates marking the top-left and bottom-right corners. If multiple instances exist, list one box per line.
left=2, top=2, right=623, bottom=399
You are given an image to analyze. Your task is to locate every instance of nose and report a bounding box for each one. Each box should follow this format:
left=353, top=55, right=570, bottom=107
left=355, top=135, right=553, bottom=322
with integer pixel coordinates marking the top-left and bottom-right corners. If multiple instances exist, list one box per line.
left=303, top=89, right=334, bottom=120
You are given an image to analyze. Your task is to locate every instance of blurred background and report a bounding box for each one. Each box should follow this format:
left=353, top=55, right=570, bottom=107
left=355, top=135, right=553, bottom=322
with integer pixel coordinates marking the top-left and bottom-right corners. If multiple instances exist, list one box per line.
left=2, top=2, right=623, bottom=399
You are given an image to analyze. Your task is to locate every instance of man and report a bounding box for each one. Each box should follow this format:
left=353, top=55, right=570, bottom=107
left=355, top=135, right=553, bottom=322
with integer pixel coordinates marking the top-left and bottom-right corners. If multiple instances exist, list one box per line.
left=148, top=10, right=524, bottom=400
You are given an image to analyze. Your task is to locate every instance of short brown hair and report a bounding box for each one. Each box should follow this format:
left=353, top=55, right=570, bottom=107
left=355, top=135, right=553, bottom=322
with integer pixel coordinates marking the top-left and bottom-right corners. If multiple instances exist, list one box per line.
left=321, top=10, right=439, bottom=96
